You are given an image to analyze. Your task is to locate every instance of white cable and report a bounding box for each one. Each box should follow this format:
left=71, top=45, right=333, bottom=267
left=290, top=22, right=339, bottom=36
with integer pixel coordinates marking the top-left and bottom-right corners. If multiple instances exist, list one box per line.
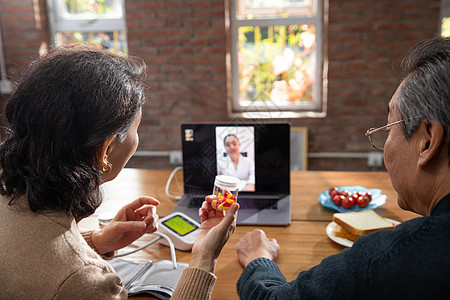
left=114, top=236, right=162, bottom=258
left=154, top=232, right=177, bottom=269
left=165, top=166, right=183, bottom=200
left=114, top=231, right=178, bottom=269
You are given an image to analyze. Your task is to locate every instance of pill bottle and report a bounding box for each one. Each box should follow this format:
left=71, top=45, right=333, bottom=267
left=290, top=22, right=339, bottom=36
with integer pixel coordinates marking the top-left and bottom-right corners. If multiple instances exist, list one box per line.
left=98, top=212, right=115, bottom=228
left=212, top=175, right=240, bottom=211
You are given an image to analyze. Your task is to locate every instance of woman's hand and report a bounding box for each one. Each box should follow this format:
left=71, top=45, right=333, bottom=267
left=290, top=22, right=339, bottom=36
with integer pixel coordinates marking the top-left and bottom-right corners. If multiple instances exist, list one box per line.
left=189, top=195, right=239, bottom=273
left=236, top=229, right=280, bottom=268
left=91, top=196, right=160, bottom=254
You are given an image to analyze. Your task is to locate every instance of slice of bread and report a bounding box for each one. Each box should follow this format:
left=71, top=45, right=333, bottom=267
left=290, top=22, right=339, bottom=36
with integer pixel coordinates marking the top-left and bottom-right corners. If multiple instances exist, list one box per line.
left=333, top=224, right=359, bottom=241
left=333, top=209, right=396, bottom=236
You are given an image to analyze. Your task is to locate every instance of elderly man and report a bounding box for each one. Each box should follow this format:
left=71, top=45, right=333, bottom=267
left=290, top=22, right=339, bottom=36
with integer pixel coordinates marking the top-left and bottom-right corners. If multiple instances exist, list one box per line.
left=235, top=36, right=450, bottom=299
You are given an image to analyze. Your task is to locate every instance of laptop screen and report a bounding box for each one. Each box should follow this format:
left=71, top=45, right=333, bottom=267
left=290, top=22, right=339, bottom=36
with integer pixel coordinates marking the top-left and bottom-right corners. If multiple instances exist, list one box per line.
left=181, top=123, right=290, bottom=197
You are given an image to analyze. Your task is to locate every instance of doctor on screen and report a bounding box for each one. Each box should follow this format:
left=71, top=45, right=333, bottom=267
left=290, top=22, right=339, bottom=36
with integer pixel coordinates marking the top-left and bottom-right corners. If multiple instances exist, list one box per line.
left=217, top=134, right=255, bottom=191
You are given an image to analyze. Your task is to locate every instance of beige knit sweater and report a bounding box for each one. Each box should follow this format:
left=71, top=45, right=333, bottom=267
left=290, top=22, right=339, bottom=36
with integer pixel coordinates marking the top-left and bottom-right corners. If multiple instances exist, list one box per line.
left=0, top=197, right=216, bottom=299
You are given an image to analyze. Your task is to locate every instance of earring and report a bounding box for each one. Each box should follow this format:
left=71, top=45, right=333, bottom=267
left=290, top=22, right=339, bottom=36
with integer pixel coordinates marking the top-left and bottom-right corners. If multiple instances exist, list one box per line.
left=102, top=162, right=112, bottom=173
left=101, top=156, right=113, bottom=173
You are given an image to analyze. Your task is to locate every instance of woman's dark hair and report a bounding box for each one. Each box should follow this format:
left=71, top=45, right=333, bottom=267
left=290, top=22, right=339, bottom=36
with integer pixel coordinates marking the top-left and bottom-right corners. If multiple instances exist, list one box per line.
left=223, top=134, right=239, bottom=145
left=0, top=44, right=147, bottom=218
left=396, top=36, right=450, bottom=153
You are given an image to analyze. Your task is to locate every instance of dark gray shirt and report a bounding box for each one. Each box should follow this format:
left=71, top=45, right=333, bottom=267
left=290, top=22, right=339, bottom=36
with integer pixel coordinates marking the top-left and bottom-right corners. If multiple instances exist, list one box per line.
left=237, top=194, right=450, bottom=299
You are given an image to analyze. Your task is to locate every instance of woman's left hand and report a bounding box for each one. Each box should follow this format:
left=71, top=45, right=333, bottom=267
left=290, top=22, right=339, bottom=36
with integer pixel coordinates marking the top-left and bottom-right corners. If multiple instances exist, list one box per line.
left=91, top=196, right=160, bottom=254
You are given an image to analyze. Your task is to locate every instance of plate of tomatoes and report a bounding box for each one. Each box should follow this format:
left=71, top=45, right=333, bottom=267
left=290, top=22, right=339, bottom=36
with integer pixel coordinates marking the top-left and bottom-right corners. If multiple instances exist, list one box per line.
left=318, top=186, right=387, bottom=213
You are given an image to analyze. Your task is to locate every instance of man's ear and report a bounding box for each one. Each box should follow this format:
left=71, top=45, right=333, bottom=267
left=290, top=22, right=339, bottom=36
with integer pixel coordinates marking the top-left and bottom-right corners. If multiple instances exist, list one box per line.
left=417, top=120, right=446, bottom=167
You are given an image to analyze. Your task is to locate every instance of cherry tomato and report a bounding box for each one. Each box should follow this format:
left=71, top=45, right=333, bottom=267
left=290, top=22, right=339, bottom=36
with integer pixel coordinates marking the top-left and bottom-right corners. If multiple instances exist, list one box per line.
left=342, top=196, right=355, bottom=209
left=329, top=188, right=339, bottom=198
left=356, top=195, right=369, bottom=208
left=332, top=194, right=344, bottom=206
left=359, top=192, right=372, bottom=202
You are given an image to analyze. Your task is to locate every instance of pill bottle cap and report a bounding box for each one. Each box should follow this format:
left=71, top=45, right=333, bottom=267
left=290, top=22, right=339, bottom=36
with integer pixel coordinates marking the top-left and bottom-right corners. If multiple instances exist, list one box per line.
left=214, top=175, right=240, bottom=190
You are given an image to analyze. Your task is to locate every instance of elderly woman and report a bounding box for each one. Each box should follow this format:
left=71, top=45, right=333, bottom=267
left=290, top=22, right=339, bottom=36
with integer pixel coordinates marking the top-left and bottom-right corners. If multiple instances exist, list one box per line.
left=0, top=44, right=238, bottom=299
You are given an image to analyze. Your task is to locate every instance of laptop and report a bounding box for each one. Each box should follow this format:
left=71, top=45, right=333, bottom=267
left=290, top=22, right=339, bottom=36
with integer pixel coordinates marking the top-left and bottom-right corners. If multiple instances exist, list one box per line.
left=171, top=123, right=291, bottom=226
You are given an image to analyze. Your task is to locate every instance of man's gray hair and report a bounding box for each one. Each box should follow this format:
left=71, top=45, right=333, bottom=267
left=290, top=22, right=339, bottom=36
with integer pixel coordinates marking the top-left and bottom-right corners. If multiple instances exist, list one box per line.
left=396, top=36, right=450, bottom=152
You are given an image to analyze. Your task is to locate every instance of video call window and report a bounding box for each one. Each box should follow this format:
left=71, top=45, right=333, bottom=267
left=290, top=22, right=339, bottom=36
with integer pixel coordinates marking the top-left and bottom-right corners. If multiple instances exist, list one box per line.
left=215, top=126, right=256, bottom=192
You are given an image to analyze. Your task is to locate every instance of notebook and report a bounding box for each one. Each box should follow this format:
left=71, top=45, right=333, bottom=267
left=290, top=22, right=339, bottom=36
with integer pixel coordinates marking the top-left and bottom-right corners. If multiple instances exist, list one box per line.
left=171, top=123, right=291, bottom=226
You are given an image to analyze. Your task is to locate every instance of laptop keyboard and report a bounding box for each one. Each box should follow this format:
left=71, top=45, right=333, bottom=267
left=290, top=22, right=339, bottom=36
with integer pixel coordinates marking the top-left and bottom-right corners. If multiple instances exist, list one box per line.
left=188, top=196, right=278, bottom=210
left=238, top=198, right=278, bottom=210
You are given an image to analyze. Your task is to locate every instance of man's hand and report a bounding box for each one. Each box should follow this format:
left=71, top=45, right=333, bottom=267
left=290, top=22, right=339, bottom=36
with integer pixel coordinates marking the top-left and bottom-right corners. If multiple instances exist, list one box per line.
left=236, top=229, right=280, bottom=268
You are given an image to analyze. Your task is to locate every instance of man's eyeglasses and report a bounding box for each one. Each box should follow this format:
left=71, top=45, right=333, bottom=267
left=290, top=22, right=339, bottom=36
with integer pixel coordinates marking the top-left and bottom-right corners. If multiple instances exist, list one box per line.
left=365, top=119, right=406, bottom=151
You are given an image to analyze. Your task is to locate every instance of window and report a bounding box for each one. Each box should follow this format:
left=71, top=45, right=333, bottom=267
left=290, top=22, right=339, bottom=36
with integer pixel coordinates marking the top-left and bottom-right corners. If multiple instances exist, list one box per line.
left=47, top=0, right=127, bottom=55
left=228, top=0, right=325, bottom=118
left=443, top=18, right=450, bottom=37
left=442, top=0, right=450, bottom=37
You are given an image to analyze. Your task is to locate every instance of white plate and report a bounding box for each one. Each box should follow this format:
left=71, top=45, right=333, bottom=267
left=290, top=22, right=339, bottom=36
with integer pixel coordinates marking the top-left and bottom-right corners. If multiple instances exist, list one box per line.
left=326, top=218, right=400, bottom=247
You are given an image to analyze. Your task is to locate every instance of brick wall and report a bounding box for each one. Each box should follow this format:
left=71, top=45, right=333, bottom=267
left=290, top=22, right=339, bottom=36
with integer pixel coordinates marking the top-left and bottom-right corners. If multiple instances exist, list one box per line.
left=0, top=0, right=49, bottom=79
left=125, top=0, right=230, bottom=152
left=0, top=0, right=441, bottom=170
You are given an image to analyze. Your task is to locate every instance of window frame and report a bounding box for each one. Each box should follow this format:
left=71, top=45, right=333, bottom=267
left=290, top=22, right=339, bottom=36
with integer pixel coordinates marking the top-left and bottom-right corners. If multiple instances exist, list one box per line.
left=46, top=0, right=127, bottom=48
left=228, top=0, right=326, bottom=118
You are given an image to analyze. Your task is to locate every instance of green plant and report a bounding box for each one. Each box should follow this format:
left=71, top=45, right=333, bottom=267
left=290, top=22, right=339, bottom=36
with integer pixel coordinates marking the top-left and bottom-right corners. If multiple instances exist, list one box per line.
left=64, top=0, right=111, bottom=15
left=442, top=17, right=450, bottom=38
left=238, top=24, right=315, bottom=104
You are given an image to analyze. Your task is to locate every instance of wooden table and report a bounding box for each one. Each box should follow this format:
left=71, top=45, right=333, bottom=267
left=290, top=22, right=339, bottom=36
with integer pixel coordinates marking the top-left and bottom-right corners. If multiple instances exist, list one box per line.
left=83, top=168, right=419, bottom=300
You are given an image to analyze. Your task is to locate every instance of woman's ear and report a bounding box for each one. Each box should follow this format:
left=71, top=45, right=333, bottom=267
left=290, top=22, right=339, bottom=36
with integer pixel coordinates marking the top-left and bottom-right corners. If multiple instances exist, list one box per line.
left=417, top=120, right=445, bottom=167
left=97, top=136, right=115, bottom=168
